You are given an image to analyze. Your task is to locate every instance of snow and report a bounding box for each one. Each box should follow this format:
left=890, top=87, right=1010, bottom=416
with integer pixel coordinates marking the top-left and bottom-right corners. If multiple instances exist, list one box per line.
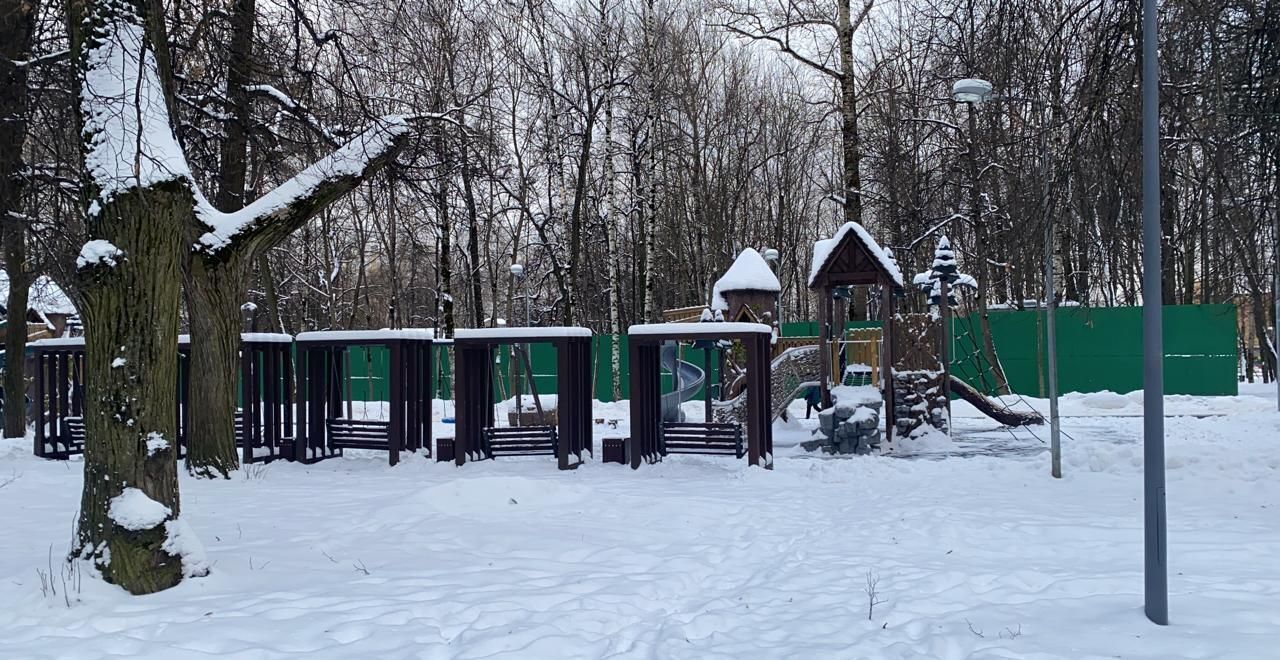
left=106, top=487, right=170, bottom=532
left=144, top=433, right=168, bottom=456
left=110, top=357, right=126, bottom=368
left=628, top=322, right=772, bottom=335
left=240, top=333, right=294, bottom=343
left=195, top=116, right=411, bottom=252
left=710, top=248, right=780, bottom=311
left=28, top=337, right=85, bottom=348
left=2, top=390, right=1278, bottom=658
left=454, top=326, right=592, bottom=340
left=831, top=384, right=883, bottom=411
left=809, top=222, right=905, bottom=288
left=160, top=518, right=209, bottom=578
left=80, top=7, right=191, bottom=207
left=0, top=271, right=76, bottom=316
left=75, top=240, right=125, bottom=269
left=295, top=328, right=435, bottom=342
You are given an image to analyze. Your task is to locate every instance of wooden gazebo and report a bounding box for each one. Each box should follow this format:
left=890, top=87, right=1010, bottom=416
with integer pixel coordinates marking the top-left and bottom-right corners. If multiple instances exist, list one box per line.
left=449, top=327, right=593, bottom=471
left=808, top=222, right=905, bottom=436
left=625, top=322, right=774, bottom=469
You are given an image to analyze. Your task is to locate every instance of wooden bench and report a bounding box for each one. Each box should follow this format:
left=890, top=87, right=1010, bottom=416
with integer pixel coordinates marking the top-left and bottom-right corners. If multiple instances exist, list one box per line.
left=482, top=425, right=557, bottom=458
left=326, top=418, right=392, bottom=450
left=662, top=422, right=744, bottom=458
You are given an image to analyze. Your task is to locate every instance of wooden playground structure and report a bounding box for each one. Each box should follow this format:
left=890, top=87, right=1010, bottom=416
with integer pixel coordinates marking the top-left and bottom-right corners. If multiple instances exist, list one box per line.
left=25, top=222, right=1037, bottom=471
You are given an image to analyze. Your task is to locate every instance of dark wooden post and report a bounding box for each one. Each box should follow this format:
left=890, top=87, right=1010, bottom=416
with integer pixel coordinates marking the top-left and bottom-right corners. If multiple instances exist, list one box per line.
left=881, top=285, right=896, bottom=447
left=388, top=339, right=403, bottom=466
left=33, top=349, right=44, bottom=457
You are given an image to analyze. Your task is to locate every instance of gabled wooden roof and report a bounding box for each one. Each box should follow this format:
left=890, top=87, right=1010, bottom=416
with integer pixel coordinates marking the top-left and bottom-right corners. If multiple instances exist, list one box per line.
left=808, top=222, right=904, bottom=290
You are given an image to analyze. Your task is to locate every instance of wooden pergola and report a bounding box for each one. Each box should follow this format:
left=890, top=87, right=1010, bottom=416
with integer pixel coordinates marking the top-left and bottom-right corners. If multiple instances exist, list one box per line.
left=808, top=223, right=905, bottom=438
left=627, top=322, right=774, bottom=469
left=451, top=327, right=593, bottom=470
left=294, top=329, right=434, bottom=466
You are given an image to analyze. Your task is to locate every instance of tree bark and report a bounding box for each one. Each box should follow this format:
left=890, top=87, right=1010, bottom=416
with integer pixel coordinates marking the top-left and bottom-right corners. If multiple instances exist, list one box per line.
left=965, top=105, right=1011, bottom=395
left=837, top=0, right=863, bottom=225
left=183, top=254, right=247, bottom=478
left=0, top=0, right=35, bottom=439
left=69, top=0, right=192, bottom=595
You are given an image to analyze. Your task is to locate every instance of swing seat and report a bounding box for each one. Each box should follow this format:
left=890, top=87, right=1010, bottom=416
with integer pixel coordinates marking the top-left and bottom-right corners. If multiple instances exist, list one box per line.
left=482, top=425, right=557, bottom=458
left=661, top=422, right=744, bottom=458
left=327, top=417, right=392, bottom=450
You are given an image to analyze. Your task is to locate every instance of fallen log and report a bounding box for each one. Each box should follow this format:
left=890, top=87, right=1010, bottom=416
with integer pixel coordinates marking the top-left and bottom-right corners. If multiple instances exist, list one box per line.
left=949, top=375, right=1045, bottom=426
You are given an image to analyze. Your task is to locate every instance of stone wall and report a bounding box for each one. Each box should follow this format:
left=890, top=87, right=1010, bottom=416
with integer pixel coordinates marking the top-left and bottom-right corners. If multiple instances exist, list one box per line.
left=892, top=370, right=949, bottom=437
left=802, top=385, right=882, bottom=455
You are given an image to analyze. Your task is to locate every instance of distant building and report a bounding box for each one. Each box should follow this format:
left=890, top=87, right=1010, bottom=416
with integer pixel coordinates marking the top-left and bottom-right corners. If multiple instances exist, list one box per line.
left=0, top=270, right=80, bottom=340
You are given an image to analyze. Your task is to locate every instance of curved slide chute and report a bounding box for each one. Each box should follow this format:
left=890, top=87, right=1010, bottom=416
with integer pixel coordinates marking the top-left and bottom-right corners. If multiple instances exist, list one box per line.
left=660, top=342, right=706, bottom=422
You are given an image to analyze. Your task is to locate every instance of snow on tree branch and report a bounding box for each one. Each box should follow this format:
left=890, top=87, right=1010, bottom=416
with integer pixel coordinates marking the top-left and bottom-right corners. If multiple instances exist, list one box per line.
left=193, top=115, right=414, bottom=253
left=80, top=2, right=192, bottom=213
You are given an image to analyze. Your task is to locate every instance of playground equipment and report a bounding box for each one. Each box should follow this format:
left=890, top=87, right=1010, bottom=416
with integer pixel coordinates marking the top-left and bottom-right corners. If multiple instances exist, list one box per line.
left=294, top=329, right=434, bottom=466
left=621, top=322, right=774, bottom=469
left=447, top=327, right=592, bottom=470
left=234, top=333, right=295, bottom=463
left=659, top=342, right=706, bottom=423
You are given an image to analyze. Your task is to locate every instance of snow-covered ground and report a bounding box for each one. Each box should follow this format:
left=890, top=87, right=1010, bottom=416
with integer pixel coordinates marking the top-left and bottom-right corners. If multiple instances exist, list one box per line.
left=1, top=389, right=1277, bottom=659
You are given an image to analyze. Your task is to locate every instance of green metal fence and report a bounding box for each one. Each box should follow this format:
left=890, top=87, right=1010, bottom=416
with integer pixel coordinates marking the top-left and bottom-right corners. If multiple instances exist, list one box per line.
left=341, top=304, right=1238, bottom=401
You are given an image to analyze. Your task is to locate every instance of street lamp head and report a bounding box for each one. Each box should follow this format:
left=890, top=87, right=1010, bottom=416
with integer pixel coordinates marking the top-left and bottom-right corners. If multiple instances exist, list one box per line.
left=763, top=248, right=780, bottom=263
left=952, top=78, right=993, bottom=104
left=509, top=263, right=525, bottom=278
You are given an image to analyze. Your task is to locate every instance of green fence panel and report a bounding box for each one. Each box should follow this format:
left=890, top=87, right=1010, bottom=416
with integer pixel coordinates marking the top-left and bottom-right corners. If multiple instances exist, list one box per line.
left=347, top=304, right=1238, bottom=401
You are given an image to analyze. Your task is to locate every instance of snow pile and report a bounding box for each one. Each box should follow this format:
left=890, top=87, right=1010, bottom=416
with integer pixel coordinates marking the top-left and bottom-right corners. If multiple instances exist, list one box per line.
left=75, top=240, right=125, bottom=269
left=809, top=222, right=904, bottom=288
left=161, top=518, right=209, bottom=577
left=830, top=384, right=883, bottom=412
left=454, top=326, right=592, bottom=340
left=195, top=116, right=411, bottom=251
left=80, top=6, right=191, bottom=208
left=107, top=488, right=169, bottom=531
left=145, top=433, right=168, bottom=456
left=710, top=248, right=780, bottom=311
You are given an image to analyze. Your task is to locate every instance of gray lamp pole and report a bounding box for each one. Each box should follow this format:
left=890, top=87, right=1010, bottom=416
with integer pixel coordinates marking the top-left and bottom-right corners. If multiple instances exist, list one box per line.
left=952, top=78, right=1061, bottom=478
left=1141, top=0, right=1169, bottom=626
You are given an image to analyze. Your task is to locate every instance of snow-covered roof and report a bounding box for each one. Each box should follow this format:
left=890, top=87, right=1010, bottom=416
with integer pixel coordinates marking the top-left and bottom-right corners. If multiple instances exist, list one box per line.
left=29, top=337, right=85, bottom=348
left=454, top=326, right=592, bottom=340
left=0, top=271, right=76, bottom=317
left=628, top=322, right=772, bottom=336
left=711, top=248, right=781, bottom=311
left=808, top=222, right=904, bottom=289
left=241, top=333, right=294, bottom=343
left=296, top=329, right=436, bottom=343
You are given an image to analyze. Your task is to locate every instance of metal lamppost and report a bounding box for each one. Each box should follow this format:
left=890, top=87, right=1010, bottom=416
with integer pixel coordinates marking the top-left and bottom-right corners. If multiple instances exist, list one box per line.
left=1141, top=0, right=1168, bottom=626
left=952, top=77, right=1062, bottom=479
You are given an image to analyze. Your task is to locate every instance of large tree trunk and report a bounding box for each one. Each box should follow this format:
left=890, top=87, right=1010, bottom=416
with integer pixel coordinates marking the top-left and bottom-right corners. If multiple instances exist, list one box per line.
left=183, top=254, right=247, bottom=478
left=70, top=0, right=197, bottom=595
left=76, top=186, right=189, bottom=593
left=3, top=229, right=29, bottom=439
left=0, top=0, right=35, bottom=440
left=182, top=0, right=253, bottom=478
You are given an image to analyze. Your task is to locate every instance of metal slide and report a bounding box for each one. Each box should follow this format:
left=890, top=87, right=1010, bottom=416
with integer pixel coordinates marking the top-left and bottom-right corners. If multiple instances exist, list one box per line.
left=659, top=342, right=707, bottom=422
